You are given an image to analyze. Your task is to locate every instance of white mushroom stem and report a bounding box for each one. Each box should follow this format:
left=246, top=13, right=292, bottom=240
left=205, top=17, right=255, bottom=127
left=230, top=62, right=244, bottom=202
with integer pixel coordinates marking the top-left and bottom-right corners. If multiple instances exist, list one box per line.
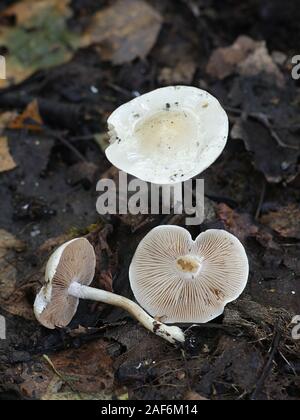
left=68, top=282, right=185, bottom=344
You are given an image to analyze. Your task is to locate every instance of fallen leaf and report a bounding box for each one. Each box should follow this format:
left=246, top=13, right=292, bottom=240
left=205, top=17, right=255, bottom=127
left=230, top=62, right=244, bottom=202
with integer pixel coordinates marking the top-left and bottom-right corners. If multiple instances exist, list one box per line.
left=207, top=35, right=258, bottom=80
left=217, top=203, right=258, bottom=242
left=0, top=112, right=19, bottom=134
left=1, top=0, right=162, bottom=86
left=0, top=136, right=17, bottom=172
left=0, top=229, right=25, bottom=301
left=37, top=233, right=74, bottom=255
left=19, top=339, right=114, bottom=399
left=0, top=0, right=71, bottom=26
left=9, top=100, right=43, bottom=131
left=231, top=119, right=299, bottom=183
left=82, top=0, right=162, bottom=65
left=238, top=43, right=285, bottom=87
left=261, top=204, right=300, bottom=239
left=158, top=60, right=197, bottom=85
left=87, top=225, right=114, bottom=292
left=0, top=0, right=79, bottom=87
left=184, top=391, right=209, bottom=400
left=0, top=229, right=25, bottom=253
left=207, top=35, right=284, bottom=87
left=1, top=283, right=37, bottom=321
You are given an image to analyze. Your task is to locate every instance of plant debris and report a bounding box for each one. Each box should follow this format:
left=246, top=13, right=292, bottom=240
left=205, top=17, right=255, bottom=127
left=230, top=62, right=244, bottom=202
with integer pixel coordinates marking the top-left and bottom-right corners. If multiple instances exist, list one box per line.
left=81, top=0, right=163, bottom=65
left=0, top=137, right=16, bottom=173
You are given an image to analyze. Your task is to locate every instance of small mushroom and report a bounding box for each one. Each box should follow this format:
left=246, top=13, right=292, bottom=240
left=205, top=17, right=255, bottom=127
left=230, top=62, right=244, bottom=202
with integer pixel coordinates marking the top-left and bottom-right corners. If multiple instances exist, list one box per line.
left=34, top=238, right=184, bottom=344
left=106, top=86, right=229, bottom=184
left=129, top=226, right=249, bottom=323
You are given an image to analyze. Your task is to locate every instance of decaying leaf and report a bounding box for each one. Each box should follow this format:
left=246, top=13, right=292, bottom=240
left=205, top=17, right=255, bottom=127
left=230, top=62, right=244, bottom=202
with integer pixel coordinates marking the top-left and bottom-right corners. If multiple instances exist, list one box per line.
left=217, top=203, right=258, bottom=242
left=0, top=0, right=162, bottom=86
left=37, top=233, right=75, bottom=255
left=184, top=391, right=209, bottom=401
left=207, top=36, right=258, bottom=80
left=0, top=137, right=17, bottom=173
left=231, top=119, right=299, bottom=184
left=9, top=100, right=44, bottom=131
left=238, top=43, right=285, bottom=87
left=206, top=35, right=284, bottom=87
left=0, top=0, right=72, bottom=26
left=261, top=204, right=300, bottom=239
left=0, top=112, right=19, bottom=134
left=0, top=229, right=25, bottom=301
left=0, top=0, right=79, bottom=87
left=19, top=340, right=114, bottom=399
left=82, top=0, right=162, bottom=64
left=158, top=60, right=197, bottom=85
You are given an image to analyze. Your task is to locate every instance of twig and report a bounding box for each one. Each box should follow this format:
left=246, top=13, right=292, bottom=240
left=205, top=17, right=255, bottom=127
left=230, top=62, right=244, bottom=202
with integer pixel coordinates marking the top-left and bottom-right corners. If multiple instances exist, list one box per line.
left=226, top=107, right=299, bottom=150
left=42, top=355, right=81, bottom=397
left=251, top=324, right=281, bottom=400
left=250, top=113, right=299, bottom=151
left=181, top=348, right=192, bottom=391
left=184, top=323, right=239, bottom=333
left=278, top=351, right=297, bottom=376
left=255, top=179, right=266, bottom=220
left=45, top=128, right=87, bottom=162
left=107, top=82, right=132, bottom=98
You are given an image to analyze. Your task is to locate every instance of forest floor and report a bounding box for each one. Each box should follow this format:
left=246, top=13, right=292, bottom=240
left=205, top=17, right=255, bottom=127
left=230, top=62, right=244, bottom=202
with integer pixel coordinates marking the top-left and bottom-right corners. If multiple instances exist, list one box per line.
left=0, top=0, right=299, bottom=400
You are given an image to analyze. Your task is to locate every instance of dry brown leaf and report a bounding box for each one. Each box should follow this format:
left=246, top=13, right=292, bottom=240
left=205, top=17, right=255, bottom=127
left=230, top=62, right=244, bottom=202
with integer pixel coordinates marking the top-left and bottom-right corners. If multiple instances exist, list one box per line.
left=158, top=60, right=197, bottom=85
left=207, top=36, right=258, bottom=80
left=0, top=229, right=25, bottom=302
left=0, top=137, right=17, bottom=173
left=19, top=339, right=114, bottom=399
left=217, top=203, right=258, bottom=242
left=261, top=204, right=300, bottom=239
left=0, top=0, right=76, bottom=87
left=0, top=0, right=72, bottom=26
left=184, top=391, right=209, bottom=400
left=207, top=35, right=284, bottom=87
left=0, top=230, right=38, bottom=321
left=0, top=112, right=19, bottom=135
left=2, top=279, right=39, bottom=321
left=238, top=43, right=284, bottom=87
left=9, top=99, right=43, bottom=131
left=37, top=233, right=74, bottom=255
left=82, top=0, right=162, bottom=64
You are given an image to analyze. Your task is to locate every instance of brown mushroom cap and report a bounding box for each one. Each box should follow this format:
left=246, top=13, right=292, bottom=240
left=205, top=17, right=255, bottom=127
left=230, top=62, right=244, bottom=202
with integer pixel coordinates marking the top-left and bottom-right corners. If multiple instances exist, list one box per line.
left=129, top=226, right=249, bottom=324
left=34, top=238, right=96, bottom=329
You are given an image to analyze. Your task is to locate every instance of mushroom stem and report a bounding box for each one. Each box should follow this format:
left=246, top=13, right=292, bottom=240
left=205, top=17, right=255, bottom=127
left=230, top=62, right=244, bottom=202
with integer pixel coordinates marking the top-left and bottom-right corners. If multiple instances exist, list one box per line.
left=68, top=282, right=185, bottom=344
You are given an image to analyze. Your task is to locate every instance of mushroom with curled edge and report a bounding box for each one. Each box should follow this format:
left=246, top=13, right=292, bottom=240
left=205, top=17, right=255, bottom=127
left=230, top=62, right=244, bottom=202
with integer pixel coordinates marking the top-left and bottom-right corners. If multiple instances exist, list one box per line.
left=106, top=86, right=229, bottom=185
left=129, top=226, right=249, bottom=324
left=34, top=238, right=185, bottom=344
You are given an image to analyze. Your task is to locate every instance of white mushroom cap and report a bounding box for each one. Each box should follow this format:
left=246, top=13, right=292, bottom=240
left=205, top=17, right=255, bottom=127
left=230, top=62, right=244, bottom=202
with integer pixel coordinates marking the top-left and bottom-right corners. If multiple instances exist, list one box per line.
left=106, top=86, right=229, bottom=184
left=34, top=238, right=96, bottom=329
left=129, top=226, right=249, bottom=323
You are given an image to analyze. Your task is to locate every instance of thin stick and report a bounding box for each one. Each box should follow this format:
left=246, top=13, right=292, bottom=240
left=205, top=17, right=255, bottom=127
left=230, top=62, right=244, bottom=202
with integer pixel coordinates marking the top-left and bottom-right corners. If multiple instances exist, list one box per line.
left=251, top=325, right=281, bottom=400
left=255, top=179, right=266, bottom=221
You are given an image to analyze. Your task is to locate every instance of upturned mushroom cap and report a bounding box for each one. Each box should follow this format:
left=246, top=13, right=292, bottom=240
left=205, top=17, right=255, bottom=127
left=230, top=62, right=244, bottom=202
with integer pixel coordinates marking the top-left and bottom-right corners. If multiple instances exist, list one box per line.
left=129, top=226, right=249, bottom=323
left=106, top=86, right=229, bottom=184
left=34, top=238, right=96, bottom=329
